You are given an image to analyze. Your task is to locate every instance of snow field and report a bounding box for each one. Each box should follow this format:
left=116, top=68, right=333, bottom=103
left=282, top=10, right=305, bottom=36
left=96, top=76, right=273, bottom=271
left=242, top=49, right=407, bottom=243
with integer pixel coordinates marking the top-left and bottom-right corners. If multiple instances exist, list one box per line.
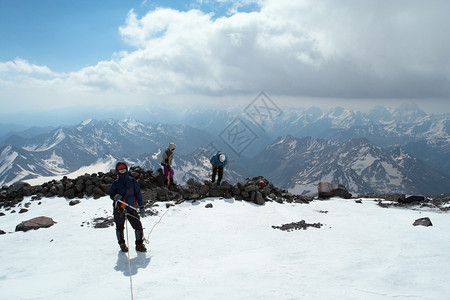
left=1, top=196, right=449, bottom=299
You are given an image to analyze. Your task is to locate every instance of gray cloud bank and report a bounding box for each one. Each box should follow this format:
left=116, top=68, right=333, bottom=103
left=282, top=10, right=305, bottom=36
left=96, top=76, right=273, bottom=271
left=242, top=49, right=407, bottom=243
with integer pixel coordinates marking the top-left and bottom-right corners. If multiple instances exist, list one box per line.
left=0, top=0, right=449, bottom=112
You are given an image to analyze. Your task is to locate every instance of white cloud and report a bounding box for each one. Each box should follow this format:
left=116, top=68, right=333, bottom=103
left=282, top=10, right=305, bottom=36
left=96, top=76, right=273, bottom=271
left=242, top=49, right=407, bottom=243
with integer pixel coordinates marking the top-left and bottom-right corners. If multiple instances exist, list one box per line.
left=0, top=58, right=57, bottom=76
left=1, top=0, right=450, bottom=112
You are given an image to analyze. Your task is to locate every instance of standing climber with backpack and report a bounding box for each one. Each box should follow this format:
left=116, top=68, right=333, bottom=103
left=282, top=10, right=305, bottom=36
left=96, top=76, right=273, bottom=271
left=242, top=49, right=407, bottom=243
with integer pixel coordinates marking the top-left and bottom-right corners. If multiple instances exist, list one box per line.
left=161, top=142, right=176, bottom=185
left=210, top=151, right=228, bottom=185
left=110, top=161, right=147, bottom=252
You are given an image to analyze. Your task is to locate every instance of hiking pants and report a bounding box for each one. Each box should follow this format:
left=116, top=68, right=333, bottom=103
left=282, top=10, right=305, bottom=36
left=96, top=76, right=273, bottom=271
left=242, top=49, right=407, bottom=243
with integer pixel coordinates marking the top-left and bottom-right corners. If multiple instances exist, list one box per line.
left=114, top=209, right=144, bottom=245
left=212, top=165, right=224, bottom=184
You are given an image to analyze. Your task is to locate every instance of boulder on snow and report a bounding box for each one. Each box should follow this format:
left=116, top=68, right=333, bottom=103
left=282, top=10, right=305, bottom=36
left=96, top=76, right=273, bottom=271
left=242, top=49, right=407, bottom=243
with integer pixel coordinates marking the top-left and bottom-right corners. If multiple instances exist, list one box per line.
left=318, top=182, right=352, bottom=199
left=400, top=195, right=425, bottom=204
left=69, top=200, right=81, bottom=206
left=385, top=193, right=406, bottom=202
left=15, top=216, right=57, bottom=232
left=413, top=217, right=432, bottom=227
left=0, top=229, right=6, bottom=235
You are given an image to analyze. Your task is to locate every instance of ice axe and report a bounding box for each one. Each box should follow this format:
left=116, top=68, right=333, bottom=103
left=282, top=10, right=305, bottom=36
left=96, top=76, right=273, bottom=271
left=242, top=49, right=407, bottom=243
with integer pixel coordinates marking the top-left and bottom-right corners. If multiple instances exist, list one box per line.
left=115, top=199, right=138, bottom=211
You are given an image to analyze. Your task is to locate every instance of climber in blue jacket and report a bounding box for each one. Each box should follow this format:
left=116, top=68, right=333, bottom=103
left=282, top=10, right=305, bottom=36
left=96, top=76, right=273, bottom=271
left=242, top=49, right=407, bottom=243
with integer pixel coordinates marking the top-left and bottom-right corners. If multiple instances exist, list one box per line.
left=210, top=151, right=228, bottom=185
left=110, top=161, right=146, bottom=253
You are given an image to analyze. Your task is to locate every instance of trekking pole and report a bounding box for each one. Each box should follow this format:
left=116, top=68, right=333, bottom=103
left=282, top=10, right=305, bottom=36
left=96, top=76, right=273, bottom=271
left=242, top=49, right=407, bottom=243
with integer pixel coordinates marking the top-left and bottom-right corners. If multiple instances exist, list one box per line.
left=167, top=166, right=171, bottom=186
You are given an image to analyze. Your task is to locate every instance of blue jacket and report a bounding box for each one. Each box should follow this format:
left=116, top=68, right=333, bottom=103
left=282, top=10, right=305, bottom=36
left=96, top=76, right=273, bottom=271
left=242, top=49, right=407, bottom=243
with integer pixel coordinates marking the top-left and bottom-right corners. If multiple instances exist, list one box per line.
left=210, top=152, right=228, bottom=168
left=109, top=162, right=143, bottom=211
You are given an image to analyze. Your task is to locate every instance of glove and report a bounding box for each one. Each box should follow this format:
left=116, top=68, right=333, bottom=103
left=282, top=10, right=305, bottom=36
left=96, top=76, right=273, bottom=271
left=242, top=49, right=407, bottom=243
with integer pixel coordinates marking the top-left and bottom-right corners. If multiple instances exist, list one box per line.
left=113, top=194, right=123, bottom=208
left=165, top=158, right=169, bottom=164
left=139, top=207, right=145, bottom=217
left=167, top=165, right=171, bottom=172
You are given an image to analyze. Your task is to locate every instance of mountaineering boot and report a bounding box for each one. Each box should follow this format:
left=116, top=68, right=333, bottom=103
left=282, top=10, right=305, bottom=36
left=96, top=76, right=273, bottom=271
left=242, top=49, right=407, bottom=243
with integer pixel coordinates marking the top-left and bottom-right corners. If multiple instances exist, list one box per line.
left=120, top=243, right=129, bottom=252
left=136, top=244, right=147, bottom=252
left=135, top=229, right=147, bottom=252
left=116, top=230, right=128, bottom=252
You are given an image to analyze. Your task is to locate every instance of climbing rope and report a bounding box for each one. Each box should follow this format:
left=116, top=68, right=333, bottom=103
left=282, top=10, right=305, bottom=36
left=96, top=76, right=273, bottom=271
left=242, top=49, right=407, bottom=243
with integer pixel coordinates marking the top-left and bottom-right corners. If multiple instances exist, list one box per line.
left=124, top=219, right=134, bottom=300
left=143, top=207, right=170, bottom=244
left=121, top=197, right=181, bottom=300
left=124, top=205, right=171, bottom=245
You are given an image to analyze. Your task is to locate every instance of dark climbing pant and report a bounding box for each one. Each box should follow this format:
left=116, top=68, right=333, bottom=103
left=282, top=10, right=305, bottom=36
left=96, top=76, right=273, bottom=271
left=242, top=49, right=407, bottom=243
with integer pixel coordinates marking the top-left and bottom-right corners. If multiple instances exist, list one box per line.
left=114, top=209, right=144, bottom=245
left=212, top=165, right=224, bottom=184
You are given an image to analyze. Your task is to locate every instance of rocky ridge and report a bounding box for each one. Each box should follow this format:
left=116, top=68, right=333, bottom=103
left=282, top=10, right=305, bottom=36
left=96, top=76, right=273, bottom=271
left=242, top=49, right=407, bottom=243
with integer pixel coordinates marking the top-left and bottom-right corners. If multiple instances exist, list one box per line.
left=1, top=166, right=449, bottom=225
left=0, top=166, right=313, bottom=214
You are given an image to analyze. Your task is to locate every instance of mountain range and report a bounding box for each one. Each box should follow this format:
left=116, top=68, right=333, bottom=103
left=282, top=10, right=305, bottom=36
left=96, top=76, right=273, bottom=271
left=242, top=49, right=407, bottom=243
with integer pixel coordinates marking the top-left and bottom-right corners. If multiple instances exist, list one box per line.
left=252, top=135, right=450, bottom=195
left=0, top=103, right=449, bottom=195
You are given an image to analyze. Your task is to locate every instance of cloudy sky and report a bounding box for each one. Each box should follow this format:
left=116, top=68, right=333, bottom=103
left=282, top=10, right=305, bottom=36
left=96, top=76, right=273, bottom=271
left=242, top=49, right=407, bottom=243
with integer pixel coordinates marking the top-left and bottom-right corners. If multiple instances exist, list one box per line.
left=1, top=0, right=449, bottom=123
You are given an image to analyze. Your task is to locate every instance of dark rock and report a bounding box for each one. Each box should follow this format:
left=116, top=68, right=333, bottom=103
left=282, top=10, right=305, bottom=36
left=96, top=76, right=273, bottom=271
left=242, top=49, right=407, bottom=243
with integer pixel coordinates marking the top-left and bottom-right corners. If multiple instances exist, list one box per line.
left=232, top=186, right=241, bottom=196
left=244, top=184, right=258, bottom=193
left=130, top=171, right=140, bottom=179
left=234, top=194, right=244, bottom=200
left=69, top=200, right=81, bottom=206
left=49, top=185, right=58, bottom=195
left=385, top=194, right=406, bottom=202
left=401, top=195, right=425, bottom=204
left=413, top=217, right=432, bottom=227
left=205, top=203, right=213, bottom=208
left=75, top=183, right=84, bottom=192
left=103, top=176, right=113, bottom=184
left=200, top=185, right=210, bottom=197
left=15, top=216, right=57, bottom=232
left=257, top=178, right=268, bottom=188
left=64, top=188, right=76, bottom=199
left=272, top=220, right=322, bottom=232
left=92, top=217, right=114, bottom=228
left=65, top=181, right=75, bottom=190
left=187, top=178, right=197, bottom=186
left=154, top=168, right=165, bottom=186
left=0, top=212, right=5, bottom=217
left=220, top=181, right=233, bottom=191
left=100, top=184, right=110, bottom=194
left=86, top=185, right=95, bottom=196
left=255, top=191, right=265, bottom=205
left=210, top=186, right=224, bottom=197
left=18, top=208, right=28, bottom=214
left=92, top=187, right=105, bottom=199
left=318, top=182, right=352, bottom=199
left=156, top=188, right=169, bottom=201
left=0, top=229, right=5, bottom=235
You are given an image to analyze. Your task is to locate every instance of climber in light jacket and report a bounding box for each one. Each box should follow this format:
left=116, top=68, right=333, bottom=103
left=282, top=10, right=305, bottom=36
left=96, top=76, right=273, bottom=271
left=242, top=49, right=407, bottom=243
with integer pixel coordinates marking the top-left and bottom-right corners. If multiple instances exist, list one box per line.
left=161, top=142, right=176, bottom=185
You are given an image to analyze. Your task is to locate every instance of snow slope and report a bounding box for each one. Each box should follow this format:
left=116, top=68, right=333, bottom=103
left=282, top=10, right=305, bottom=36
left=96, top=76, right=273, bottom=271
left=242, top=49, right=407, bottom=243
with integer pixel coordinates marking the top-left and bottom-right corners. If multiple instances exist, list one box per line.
left=1, top=196, right=449, bottom=299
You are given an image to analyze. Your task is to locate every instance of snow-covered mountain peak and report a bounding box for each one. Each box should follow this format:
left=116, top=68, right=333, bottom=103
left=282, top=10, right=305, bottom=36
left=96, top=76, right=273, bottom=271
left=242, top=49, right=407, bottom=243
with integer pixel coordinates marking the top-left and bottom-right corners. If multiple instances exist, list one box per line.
left=81, top=119, right=93, bottom=126
left=121, top=117, right=142, bottom=128
left=368, top=105, right=394, bottom=123
left=393, top=103, right=427, bottom=124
